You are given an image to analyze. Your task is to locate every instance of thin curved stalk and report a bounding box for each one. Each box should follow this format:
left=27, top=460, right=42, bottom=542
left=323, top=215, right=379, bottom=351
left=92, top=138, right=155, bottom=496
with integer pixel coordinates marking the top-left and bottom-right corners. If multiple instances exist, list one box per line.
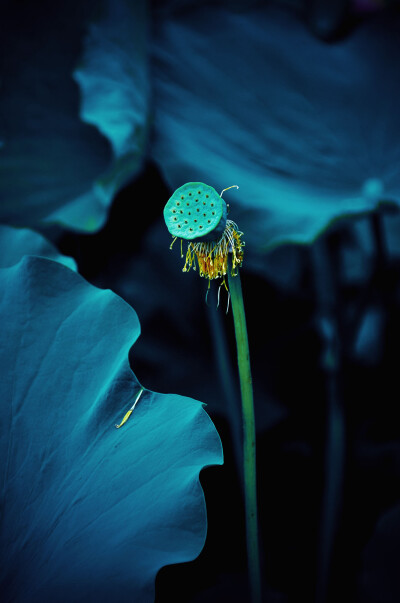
left=227, top=264, right=261, bottom=603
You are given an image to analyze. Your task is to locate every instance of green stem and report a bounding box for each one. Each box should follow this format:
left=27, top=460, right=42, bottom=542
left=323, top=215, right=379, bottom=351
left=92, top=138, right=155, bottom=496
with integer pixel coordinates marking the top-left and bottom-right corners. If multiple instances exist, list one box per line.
left=227, top=265, right=261, bottom=603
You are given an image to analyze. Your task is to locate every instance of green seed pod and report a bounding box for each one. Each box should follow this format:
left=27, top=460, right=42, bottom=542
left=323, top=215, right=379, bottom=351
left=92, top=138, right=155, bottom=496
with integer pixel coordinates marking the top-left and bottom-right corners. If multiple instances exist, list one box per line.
left=163, top=182, right=227, bottom=241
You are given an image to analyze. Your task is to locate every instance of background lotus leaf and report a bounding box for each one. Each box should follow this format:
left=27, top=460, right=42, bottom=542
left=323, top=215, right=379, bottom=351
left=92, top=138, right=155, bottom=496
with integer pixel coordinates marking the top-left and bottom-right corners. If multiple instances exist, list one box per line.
left=0, top=225, right=77, bottom=271
left=0, top=0, right=148, bottom=232
left=151, top=5, right=400, bottom=248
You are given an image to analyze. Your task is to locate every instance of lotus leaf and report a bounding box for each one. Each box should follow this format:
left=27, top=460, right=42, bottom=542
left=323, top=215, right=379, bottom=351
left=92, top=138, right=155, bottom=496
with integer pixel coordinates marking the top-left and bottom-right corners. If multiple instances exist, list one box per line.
left=0, top=245, right=222, bottom=602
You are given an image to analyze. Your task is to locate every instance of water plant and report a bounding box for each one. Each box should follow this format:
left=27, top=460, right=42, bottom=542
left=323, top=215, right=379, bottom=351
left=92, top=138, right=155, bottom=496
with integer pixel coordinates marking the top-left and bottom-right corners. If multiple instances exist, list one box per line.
left=2, top=1, right=399, bottom=600
left=164, top=182, right=261, bottom=603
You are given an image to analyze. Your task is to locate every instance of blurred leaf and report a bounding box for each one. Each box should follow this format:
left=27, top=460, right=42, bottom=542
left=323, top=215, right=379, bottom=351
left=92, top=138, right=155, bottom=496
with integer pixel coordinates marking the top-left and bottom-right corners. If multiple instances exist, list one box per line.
left=0, top=247, right=222, bottom=601
left=358, top=503, right=400, bottom=603
left=337, top=217, right=374, bottom=285
left=0, top=0, right=148, bottom=232
left=353, top=305, right=385, bottom=364
left=0, top=225, right=77, bottom=271
left=73, top=0, right=149, bottom=198
left=381, top=207, right=400, bottom=259
left=151, top=5, right=400, bottom=249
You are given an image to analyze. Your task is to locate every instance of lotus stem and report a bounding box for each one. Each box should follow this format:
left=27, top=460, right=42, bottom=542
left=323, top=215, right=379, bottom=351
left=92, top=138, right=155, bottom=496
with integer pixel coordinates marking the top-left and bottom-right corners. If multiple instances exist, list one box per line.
left=227, top=262, right=261, bottom=603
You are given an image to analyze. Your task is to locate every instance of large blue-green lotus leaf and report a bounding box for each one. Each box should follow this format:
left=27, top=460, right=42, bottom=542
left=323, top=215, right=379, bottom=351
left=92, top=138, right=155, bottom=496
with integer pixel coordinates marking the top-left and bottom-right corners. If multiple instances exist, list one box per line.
left=0, top=255, right=222, bottom=602
left=151, top=5, right=400, bottom=249
left=0, top=0, right=148, bottom=232
left=0, top=225, right=77, bottom=271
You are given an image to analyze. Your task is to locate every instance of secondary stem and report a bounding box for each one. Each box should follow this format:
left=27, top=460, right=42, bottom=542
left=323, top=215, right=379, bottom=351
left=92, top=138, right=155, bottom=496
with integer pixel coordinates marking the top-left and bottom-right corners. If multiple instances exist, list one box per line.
left=227, top=264, right=261, bottom=603
left=311, top=239, right=345, bottom=603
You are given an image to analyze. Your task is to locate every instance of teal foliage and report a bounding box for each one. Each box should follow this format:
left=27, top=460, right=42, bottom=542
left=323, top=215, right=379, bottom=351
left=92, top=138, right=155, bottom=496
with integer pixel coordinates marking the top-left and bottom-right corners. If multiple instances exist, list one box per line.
left=1, top=2, right=399, bottom=601
left=2, top=0, right=398, bottom=249
left=73, top=0, right=149, bottom=190
left=151, top=5, right=400, bottom=248
left=0, top=0, right=148, bottom=232
left=0, top=232, right=223, bottom=602
left=0, top=225, right=77, bottom=271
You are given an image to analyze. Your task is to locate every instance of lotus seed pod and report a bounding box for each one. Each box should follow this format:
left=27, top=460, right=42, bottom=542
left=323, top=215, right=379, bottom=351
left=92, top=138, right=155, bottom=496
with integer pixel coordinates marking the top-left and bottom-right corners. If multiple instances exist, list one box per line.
left=163, top=182, right=227, bottom=241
